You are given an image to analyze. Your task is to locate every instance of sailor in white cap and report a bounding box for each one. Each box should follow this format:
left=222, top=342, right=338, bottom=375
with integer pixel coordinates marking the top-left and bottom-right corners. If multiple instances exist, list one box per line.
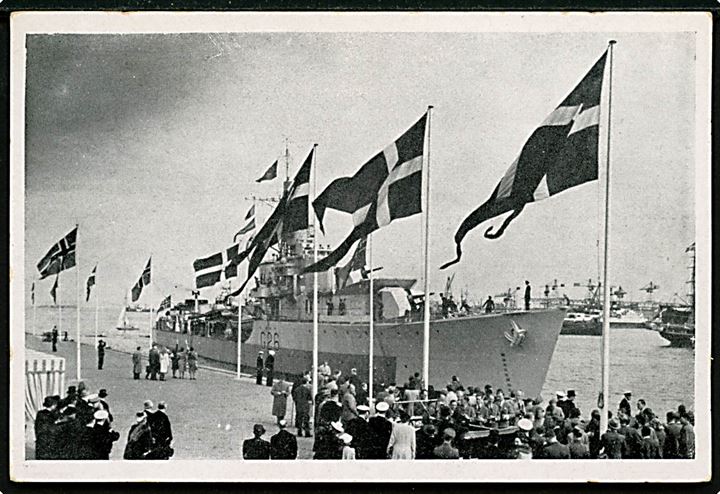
left=265, top=349, right=276, bottom=387
left=256, top=351, right=264, bottom=385
left=367, top=401, right=393, bottom=459
left=375, top=400, right=390, bottom=414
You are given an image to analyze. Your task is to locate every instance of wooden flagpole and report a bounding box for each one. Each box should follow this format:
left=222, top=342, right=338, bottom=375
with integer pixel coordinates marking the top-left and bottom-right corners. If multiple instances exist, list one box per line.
left=368, top=233, right=374, bottom=412
left=422, top=106, right=433, bottom=390
left=599, top=40, right=616, bottom=435
left=311, top=144, right=319, bottom=406
left=75, top=223, right=82, bottom=382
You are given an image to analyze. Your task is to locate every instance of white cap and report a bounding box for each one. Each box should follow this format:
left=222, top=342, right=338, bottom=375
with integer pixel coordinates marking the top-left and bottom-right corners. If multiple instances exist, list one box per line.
left=556, top=391, right=566, bottom=398
left=331, top=420, right=344, bottom=432
left=268, top=350, right=276, bottom=356
left=93, top=410, right=109, bottom=420
left=375, top=401, right=390, bottom=413
left=518, top=418, right=533, bottom=431
left=339, top=433, right=353, bottom=444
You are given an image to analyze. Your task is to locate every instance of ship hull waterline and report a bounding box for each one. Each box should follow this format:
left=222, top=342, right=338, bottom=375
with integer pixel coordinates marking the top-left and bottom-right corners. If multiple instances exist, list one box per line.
left=155, top=308, right=566, bottom=399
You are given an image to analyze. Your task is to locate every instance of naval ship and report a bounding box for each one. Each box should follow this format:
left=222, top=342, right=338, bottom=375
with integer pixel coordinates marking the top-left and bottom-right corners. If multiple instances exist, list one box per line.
left=155, top=228, right=566, bottom=397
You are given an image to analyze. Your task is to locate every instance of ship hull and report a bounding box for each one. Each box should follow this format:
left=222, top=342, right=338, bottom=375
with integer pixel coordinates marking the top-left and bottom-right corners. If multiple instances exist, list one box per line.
left=658, top=328, right=695, bottom=348
left=561, top=319, right=602, bottom=336
left=156, top=309, right=565, bottom=398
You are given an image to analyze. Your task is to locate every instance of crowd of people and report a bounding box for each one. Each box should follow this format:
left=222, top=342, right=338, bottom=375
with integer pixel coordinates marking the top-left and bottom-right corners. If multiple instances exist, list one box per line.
left=249, top=360, right=696, bottom=460
left=34, top=382, right=174, bottom=460
left=131, top=344, right=199, bottom=381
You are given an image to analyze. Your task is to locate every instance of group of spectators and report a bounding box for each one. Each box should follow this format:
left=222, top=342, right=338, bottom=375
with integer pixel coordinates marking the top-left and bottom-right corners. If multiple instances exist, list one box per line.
left=132, top=344, right=198, bottom=381
left=34, top=382, right=175, bottom=460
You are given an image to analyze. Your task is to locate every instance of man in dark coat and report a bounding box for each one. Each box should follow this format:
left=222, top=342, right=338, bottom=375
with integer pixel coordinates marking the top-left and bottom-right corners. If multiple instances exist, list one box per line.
left=415, top=423, right=439, bottom=459
left=640, top=425, right=661, bottom=459
left=124, top=411, right=154, bottom=459
left=148, top=345, right=160, bottom=380
left=265, top=350, right=275, bottom=386
left=53, top=405, right=82, bottom=459
left=293, top=377, right=313, bottom=437
left=568, top=428, right=590, bottom=459
left=35, top=396, right=58, bottom=459
left=433, top=428, right=460, bottom=459
left=585, top=409, right=602, bottom=458
left=678, top=414, right=695, bottom=459
left=663, top=411, right=682, bottom=459
left=98, top=389, right=113, bottom=423
left=538, top=428, right=570, bottom=459
left=243, top=424, right=271, bottom=459
left=344, top=405, right=373, bottom=459
left=558, top=389, right=578, bottom=419
left=88, top=410, right=120, bottom=459
left=618, top=391, right=633, bottom=418
left=600, top=419, right=626, bottom=459
left=97, top=339, right=107, bottom=370
left=524, top=280, right=531, bottom=310
left=132, top=346, right=143, bottom=380
left=366, top=401, right=393, bottom=459
left=147, top=401, right=173, bottom=459
left=256, top=351, right=264, bottom=385
left=618, top=416, right=643, bottom=459
left=270, top=420, right=298, bottom=459
left=51, top=326, right=59, bottom=352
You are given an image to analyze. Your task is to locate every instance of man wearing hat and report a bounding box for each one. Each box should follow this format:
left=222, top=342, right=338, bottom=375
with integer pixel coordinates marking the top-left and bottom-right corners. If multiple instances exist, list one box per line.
left=270, top=420, right=298, bottom=459
left=293, top=376, right=313, bottom=437
left=146, top=401, right=174, bottom=459
left=599, top=418, right=626, bottom=459
left=367, top=401, right=393, bottom=459
left=433, top=428, right=460, bottom=459
left=265, top=350, right=276, bottom=386
left=98, top=389, right=113, bottom=423
left=345, top=404, right=372, bottom=459
left=619, top=391, right=633, bottom=418
left=243, top=424, right=271, bottom=459
left=88, top=409, right=120, bottom=460
left=538, top=427, right=570, bottom=459
left=558, top=389, right=578, bottom=418
left=35, top=396, right=59, bottom=460
left=124, top=411, right=153, bottom=459
left=415, top=423, right=438, bottom=459
left=256, top=351, right=264, bottom=385
left=271, top=376, right=292, bottom=425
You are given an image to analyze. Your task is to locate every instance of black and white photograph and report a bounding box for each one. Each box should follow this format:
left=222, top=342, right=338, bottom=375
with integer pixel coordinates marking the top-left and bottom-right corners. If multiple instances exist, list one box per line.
left=8, top=11, right=711, bottom=482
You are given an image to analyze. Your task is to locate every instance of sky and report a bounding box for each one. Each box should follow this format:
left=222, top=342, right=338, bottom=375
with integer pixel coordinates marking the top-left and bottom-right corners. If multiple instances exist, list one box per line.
left=22, top=29, right=698, bottom=308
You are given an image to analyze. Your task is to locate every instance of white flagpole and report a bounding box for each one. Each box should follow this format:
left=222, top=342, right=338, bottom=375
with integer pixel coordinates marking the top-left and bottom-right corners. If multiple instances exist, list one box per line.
left=599, top=40, right=616, bottom=435
left=58, top=274, right=62, bottom=338
left=76, top=224, right=82, bottom=382
left=94, top=265, right=99, bottom=349
left=368, top=233, right=374, bottom=410
left=311, top=143, right=319, bottom=404
left=422, top=106, right=433, bottom=390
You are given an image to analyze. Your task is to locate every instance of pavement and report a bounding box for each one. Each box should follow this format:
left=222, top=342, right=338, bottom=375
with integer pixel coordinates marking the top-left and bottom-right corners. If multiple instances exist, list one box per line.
left=25, top=335, right=316, bottom=460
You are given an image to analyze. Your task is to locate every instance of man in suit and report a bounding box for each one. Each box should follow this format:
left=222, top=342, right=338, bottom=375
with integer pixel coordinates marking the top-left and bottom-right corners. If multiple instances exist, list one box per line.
left=524, top=280, right=532, bottom=310
left=270, top=420, right=298, bottom=459
left=243, top=424, right=271, bottom=459
left=640, top=425, right=660, bottom=459
left=146, top=401, right=173, bottom=459
left=600, top=418, right=626, bottom=459
left=538, top=427, right=570, bottom=459
left=345, top=404, right=372, bottom=459
left=51, top=326, right=58, bottom=352
left=367, top=401, right=393, bottom=459
left=132, top=347, right=143, bottom=380
left=148, top=345, right=160, bottom=380
left=35, top=396, right=58, bottom=459
left=293, top=376, right=313, bottom=437
left=271, top=377, right=292, bottom=425
left=256, top=351, right=264, bottom=385
left=433, top=428, right=460, bottom=459
left=618, top=415, right=643, bottom=459
left=568, top=428, right=590, bottom=459
left=97, top=339, right=107, bottom=370
left=663, top=411, right=682, bottom=459
left=618, top=391, right=633, bottom=418
left=265, top=350, right=275, bottom=386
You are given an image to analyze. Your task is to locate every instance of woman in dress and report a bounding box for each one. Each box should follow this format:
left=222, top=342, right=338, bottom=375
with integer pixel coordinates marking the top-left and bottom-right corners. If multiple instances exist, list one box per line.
left=187, top=347, right=198, bottom=380
left=159, top=348, right=170, bottom=381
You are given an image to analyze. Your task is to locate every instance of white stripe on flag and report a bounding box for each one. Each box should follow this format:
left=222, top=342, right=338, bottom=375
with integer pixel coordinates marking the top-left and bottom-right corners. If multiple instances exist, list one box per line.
left=541, top=105, right=583, bottom=127
left=496, top=157, right=519, bottom=200
left=352, top=203, right=372, bottom=227
left=383, top=142, right=399, bottom=172
left=568, top=105, right=600, bottom=135
left=376, top=155, right=423, bottom=227
left=289, top=182, right=309, bottom=201
left=533, top=174, right=550, bottom=201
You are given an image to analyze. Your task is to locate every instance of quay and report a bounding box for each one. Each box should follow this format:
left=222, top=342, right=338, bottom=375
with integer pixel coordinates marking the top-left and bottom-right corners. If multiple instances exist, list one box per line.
left=24, top=336, right=315, bottom=460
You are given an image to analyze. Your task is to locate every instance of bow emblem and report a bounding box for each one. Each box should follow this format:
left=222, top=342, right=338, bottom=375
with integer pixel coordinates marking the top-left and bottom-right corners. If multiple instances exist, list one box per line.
left=504, top=319, right=527, bottom=347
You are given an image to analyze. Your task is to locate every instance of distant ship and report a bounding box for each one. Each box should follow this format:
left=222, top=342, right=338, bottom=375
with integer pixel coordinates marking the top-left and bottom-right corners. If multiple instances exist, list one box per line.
left=655, top=245, right=695, bottom=348
left=155, top=229, right=566, bottom=398
left=125, top=303, right=152, bottom=313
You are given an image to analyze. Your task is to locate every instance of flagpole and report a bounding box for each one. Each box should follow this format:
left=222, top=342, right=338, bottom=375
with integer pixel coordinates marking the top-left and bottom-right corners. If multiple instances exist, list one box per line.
left=236, top=295, right=243, bottom=379
left=94, top=265, right=99, bottom=349
left=368, top=233, right=374, bottom=411
left=599, top=40, right=616, bottom=435
left=422, top=106, right=433, bottom=390
left=75, top=223, right=82, bottom=382
left=311, top=143, right=319, bottom=406
left=58, top=274, right=62, bottom=339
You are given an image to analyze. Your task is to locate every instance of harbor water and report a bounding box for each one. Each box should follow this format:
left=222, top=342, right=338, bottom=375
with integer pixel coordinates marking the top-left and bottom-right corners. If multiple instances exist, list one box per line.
left=24, top=306, right=695, bottom=417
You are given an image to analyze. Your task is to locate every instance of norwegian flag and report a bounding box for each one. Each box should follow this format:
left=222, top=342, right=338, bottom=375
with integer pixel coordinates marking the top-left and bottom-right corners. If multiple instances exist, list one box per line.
left=37, top=227, right=77, bottom=280
left=131, top=257, right=151, bottom=302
